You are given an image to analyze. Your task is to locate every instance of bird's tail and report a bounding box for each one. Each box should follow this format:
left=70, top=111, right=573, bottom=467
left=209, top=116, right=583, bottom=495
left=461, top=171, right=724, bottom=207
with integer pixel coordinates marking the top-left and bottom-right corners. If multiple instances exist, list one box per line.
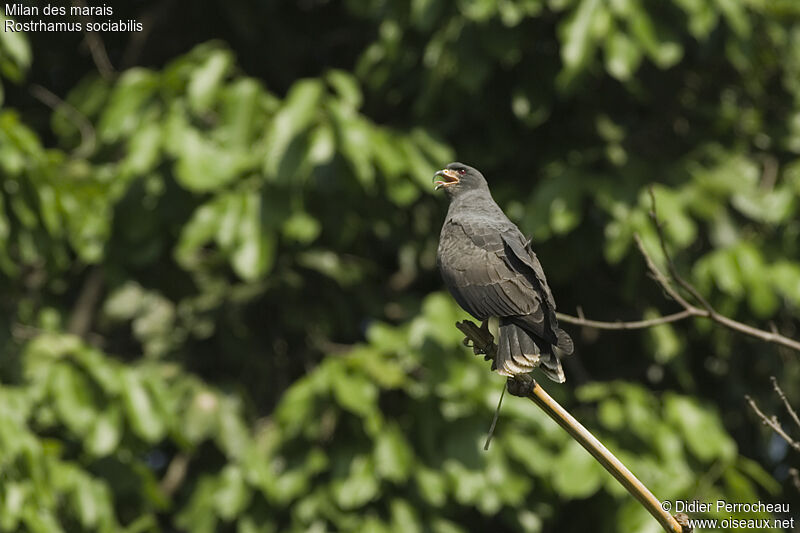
left=495, top=319, right=567, bottom=383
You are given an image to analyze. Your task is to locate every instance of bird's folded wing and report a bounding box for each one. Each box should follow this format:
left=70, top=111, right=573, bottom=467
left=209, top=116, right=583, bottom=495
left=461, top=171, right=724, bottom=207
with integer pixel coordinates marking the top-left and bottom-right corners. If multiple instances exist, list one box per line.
left=500, top=230, right=557, bottom=310
left=440, top=221, right=545, bottom=323
left=501, top=230, right=573, bottom=354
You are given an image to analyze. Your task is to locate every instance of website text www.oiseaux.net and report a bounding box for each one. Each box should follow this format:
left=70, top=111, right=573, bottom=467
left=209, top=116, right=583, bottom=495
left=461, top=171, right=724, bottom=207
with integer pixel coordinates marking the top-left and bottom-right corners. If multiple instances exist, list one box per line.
left=661, top=500, right=794, bottom=530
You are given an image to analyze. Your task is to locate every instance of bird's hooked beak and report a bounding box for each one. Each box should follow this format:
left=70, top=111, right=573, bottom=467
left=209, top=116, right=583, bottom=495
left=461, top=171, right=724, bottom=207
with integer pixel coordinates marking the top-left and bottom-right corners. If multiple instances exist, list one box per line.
left=433, top=169, right=460, bottom=190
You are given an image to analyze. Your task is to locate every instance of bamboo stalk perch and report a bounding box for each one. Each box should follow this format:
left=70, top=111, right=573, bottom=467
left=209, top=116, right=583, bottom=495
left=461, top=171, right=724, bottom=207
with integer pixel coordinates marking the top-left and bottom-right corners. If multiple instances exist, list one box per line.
left=456, top=319, right=691, bottom=533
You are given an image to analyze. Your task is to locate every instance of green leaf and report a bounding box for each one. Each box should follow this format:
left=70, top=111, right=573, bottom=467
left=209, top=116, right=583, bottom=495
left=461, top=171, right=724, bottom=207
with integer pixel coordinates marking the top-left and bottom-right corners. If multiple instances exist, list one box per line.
left=282, top=211, right=321, bottom=244
left=307, top=122, right=336, bottom=166
left=176, top=476, right=218, bottom=533
left=736, top=456, right=780, bottom=495
left=717, top=0, right=750, bottom=38
left=216, top=396, right=252, bottom=460
left=265, top=79, right=324, bottom=178
left=644, top=309, right=682, bottom=363
left=673, top=0, right=718, bottom=38
left=604, top=31, right=642, bottom=81
left=505, top=430, right=555, bottom=476
left=230, top=191, right=275, bottom=281
left=329, top=101, right=375, bottom=189
left=98, top=69, right=158, bottom=142
left=122, top=122, right=162, bottom=176
left=21, top=506, right=64, bottom=533
left=415, top=467, right=448, bottom=506
left=665, top=395, right=736, bottom=462
left=733, top=244, right=778, bottom=316
left=0, top=12, right=32, bottom=81
left=598, top=399, right=625, bottom=430
left=731, top=188, right=795, bottom=224
left=120, top=371, right=166, bottom=442
left=374, top=424, right=413, bottom=482
left=179, top=389, right=215, bottom=445
left=644, top=186, right=696, bottom=246
left=627, top=0, right=683, bottom=68
left=559, top=0, right=601, bottom=79
left=175, top=199, right=222, bottom=270
left=334, top=456, right=379, bottom=509
left=770, top=262, right=800, bottom=306
left=326, top=69, right=363, bottom=109
left=214, top=466, right=252, bottom=520
left=221, top=78, right=264, bottom=148
left=411, top=128, right=454, bottom=168
left=1, top=482, right=27, bottom=531
left=390, top=499, right=422, bottom=533
left=104, top=282, right=146, bottom=320
left=525, top=173, right=584, bottom=240
left=431, top=518, right=467, bottom=533
left=616, top=500, right=657, bottom=533
left=85, top=406, right=122, bottom=456
left=696, top=248, right=743, bottom=297
left=331, top=368, right=378, bottom=417
left=188, top=48, right=233, bottom=113
left=173, top=129, right=249, bottom=192
left=273, top=377, right=317, bottom=438
left=551, top=440, right=604, bottom=498
left=237, top=516, right=277, bottom=533
left=72, top=475, right=112, bottom=528
left=50, top=363, right=97, bottom=436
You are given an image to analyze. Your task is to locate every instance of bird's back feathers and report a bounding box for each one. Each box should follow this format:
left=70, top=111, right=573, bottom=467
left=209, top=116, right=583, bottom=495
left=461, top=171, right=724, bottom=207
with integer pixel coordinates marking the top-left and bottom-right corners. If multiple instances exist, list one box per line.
left=436, top=173, right=573, bottom=383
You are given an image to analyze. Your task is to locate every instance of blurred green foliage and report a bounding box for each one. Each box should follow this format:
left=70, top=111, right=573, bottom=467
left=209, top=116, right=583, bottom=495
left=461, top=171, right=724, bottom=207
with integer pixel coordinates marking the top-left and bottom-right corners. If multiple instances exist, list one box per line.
left=1, top=0, right=799, bottom=531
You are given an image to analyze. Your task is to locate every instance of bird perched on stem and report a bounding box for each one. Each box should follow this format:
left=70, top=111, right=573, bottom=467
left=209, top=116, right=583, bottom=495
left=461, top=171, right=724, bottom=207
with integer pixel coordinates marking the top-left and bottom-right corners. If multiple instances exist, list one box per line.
left=434, top=162, right=573, bottom=382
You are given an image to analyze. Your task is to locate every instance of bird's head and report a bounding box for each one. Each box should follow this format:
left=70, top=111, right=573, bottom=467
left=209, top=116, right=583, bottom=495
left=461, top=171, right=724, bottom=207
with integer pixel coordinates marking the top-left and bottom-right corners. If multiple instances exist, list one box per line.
left=433, top=162, right=488, bottom=198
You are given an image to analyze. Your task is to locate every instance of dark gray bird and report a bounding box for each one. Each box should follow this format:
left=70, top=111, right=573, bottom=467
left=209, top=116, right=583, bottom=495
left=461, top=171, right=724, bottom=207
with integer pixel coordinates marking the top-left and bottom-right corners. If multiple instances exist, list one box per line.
left=434, top=162, right=573, bottom=382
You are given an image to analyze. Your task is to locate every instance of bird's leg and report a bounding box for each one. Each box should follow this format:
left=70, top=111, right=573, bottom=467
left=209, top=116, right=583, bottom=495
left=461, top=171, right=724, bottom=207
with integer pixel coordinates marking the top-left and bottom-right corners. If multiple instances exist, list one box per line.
left=477, top=320, right=493, bottom=356
left=457, top=320, right=480, bottom=352
left=467, top=321, right=490, bottom=354
left=454, top=320, right=507, bottom=452
left=456, top=320, right=497, bottom=362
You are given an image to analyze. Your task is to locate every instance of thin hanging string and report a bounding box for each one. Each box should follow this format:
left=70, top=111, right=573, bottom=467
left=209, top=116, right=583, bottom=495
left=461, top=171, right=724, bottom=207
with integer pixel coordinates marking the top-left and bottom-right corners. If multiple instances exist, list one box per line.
left=484, top=382, right=506, bottom=450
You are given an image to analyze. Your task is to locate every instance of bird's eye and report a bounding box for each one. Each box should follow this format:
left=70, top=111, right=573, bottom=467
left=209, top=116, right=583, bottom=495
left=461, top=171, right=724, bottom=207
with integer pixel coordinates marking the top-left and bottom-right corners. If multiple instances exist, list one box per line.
left=458, top=168, right=466, bottom=175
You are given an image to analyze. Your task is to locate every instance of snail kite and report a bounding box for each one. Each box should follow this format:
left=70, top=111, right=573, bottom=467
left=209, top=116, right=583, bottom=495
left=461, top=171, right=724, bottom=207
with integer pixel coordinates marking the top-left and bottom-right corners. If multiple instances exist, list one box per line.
left=434, top=162, right=573, bottom=382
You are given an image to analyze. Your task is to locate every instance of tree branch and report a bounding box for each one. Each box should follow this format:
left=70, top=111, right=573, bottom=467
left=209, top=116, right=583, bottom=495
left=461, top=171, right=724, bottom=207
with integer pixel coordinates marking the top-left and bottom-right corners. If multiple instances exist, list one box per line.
left=648, top=189, right=715, bottom=312
left=771, top=376, right=800, bottom=431
left=160, top=453, right=190, bottom=498
left=72, top=0, right=115, bottom=79
left=456, top=319, right=691, bottom=533
left=641, top=187, right=800, bottom=352
left=67, top=267, right=104, bottom=339
left=789, top=468, right=800, bottom=494
left=635, top=235, right=697, bottom=311
left=550, top=188, right=800, bottom=354
left=744, top=394, right=800, bottom=453
left=29, top=84, right=97, bottom=158
left=556, top=309, right=694, bottom=330
left=121, top=0, right=174, bottom=69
